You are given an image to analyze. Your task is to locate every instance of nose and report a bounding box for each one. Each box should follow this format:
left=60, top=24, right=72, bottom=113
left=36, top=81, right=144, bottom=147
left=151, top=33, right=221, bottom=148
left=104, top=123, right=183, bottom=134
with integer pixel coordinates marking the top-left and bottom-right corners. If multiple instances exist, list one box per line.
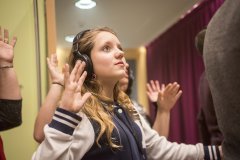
left=115, top=48, right=124, bottom=59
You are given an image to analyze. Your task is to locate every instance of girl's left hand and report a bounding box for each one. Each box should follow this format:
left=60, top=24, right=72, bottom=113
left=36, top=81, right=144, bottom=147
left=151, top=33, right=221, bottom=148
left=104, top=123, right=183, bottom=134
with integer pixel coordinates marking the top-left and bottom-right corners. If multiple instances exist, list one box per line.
left=60, top=60, right=91, bottom=113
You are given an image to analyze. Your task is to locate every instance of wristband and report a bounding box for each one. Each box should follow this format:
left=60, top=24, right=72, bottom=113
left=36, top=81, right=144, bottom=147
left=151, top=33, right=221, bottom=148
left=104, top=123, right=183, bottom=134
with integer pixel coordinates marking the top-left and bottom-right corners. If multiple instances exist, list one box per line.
left=52, top=82, right=64, bottom=87
left=0, top=65, right=13, bottom=69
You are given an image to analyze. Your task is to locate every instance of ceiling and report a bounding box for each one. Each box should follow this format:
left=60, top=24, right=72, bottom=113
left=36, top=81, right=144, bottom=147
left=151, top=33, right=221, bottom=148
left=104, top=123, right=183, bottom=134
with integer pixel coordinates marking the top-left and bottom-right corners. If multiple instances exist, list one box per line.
left=55, top=0, right=200, bottom=49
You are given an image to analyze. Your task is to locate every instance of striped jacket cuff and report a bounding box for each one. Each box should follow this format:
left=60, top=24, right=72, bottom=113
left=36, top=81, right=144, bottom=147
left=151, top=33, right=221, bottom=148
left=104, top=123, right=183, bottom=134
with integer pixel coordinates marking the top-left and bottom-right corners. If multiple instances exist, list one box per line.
left=49, top=107, right=82, bottom=135
left=204, top=145, right=221, bottom=160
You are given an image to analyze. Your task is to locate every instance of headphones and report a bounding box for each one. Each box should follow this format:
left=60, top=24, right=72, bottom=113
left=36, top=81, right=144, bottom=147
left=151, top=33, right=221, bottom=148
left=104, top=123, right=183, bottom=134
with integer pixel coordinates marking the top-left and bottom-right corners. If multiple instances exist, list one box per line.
left=72, top=29, right=93, bottom=81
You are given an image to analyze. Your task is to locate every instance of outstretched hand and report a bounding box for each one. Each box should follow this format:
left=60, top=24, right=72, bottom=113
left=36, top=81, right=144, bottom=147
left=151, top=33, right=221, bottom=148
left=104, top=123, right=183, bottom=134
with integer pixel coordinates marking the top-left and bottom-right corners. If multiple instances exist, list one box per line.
left=147, top=80, right=182, bottom=112
left=147, top=80, right=164, bottom=102
left=0, top=26, right=17, bottom=65
left=157, top=82, right=182, bottom=112
left=47, top=54, right=64, bottom=85
left=59, top=60, right=91, bottom=113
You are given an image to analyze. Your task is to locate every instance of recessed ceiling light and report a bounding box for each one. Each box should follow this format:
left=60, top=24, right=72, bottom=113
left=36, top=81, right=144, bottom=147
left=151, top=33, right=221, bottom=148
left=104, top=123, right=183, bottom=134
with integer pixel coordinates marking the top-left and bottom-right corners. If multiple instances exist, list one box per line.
left=75, top=0, right=96, bottom=10
left=65, top=35, right=75, bottom=43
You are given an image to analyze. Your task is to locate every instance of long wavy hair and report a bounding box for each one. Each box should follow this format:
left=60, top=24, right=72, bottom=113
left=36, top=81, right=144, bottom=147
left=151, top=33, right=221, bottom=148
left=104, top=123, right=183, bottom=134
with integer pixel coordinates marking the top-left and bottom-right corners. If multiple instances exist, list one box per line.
left=68, top=27, right=138, bottom=148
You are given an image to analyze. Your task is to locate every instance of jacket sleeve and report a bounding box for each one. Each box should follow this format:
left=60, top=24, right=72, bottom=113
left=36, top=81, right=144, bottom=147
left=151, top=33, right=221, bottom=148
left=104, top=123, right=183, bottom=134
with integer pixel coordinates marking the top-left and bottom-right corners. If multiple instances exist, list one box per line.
left=32, top=108, right=95, bottom=160
left=138, top=114, right=221, bottom=160
left=0, top=99, right=22, bottom=131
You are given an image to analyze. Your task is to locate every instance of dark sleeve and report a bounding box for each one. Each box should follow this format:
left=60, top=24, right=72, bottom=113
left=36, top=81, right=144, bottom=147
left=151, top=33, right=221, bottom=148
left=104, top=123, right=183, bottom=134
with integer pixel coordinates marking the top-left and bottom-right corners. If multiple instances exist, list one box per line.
left=198, top=74, right=223, bottom=145
left=197, top=108, right=211, bottom=145
left=149, top=102, right=158, bottom=127
left=0, top=99, right=22, bottom=131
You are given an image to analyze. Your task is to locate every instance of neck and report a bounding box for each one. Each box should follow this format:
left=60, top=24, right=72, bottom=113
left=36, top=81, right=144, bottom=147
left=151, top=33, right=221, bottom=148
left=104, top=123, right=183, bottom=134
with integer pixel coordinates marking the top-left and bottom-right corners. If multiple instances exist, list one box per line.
left=99, top=80, right=117, bottom=101
left=101, top=85, right=114, bottom=100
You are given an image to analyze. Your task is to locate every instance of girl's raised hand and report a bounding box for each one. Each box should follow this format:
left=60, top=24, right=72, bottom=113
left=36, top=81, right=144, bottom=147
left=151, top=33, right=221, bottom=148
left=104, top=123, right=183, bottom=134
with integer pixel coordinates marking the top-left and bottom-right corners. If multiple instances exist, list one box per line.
left=59, top=60, right=91, bottom=113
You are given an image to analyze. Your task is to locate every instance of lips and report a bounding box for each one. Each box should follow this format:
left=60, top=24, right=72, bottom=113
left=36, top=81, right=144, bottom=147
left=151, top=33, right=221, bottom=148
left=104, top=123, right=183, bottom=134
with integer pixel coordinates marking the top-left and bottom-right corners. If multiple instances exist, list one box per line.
left=115, top=61, right=124, bottom=65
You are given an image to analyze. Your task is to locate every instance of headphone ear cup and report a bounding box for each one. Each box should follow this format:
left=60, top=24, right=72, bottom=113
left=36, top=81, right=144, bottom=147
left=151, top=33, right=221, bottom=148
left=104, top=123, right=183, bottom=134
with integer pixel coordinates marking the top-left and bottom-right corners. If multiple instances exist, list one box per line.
left=73, top=51, right=93, bottom=81
left=81, top=54, right=93, bottom=80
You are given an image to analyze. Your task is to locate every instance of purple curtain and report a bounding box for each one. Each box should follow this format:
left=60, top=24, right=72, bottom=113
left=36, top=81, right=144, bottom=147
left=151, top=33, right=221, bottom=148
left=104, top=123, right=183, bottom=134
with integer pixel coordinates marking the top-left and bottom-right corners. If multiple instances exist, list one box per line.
left=146, top=0, right=224, bottom=144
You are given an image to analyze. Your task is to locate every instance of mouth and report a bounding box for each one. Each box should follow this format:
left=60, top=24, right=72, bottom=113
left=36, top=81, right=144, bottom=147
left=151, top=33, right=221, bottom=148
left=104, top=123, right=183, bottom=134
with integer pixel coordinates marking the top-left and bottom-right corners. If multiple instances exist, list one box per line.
left=115, top=61, right=124, bottom=65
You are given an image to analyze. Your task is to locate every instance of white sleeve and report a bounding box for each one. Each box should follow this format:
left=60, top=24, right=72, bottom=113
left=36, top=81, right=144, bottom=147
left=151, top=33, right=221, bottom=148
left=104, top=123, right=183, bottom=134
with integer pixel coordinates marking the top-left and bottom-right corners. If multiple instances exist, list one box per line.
left=140, top=116, right=221, bottom=160
left=32, top=108, right=95, bottom=160
left=139, top=114, right=207, bottom=160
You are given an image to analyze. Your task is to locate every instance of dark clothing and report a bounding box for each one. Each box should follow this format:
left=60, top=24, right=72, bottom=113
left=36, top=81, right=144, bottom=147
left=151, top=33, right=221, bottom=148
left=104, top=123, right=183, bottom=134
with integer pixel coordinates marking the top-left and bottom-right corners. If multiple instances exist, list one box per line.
left=0, top=99, right=22, bottom=131
left=82, top=103, right=146, bottom=160
left=204, top=0, right=240, bottom=159
left=197, top=72, right=223, bottom=145
left=0, top=99, right=22, bottom=160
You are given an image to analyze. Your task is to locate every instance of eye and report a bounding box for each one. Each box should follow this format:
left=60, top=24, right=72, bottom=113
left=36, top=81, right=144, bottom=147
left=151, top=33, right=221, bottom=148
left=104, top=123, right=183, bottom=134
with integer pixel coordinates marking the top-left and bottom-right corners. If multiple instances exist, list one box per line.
left=103, top=45, right=111, bottom=52
left=118, top=45, right=123, bottom=51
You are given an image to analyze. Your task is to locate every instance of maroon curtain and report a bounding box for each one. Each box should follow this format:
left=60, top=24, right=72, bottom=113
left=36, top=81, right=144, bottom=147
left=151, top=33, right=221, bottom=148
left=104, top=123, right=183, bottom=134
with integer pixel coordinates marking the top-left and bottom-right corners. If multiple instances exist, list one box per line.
left=146, top=0, right=224, bottom=144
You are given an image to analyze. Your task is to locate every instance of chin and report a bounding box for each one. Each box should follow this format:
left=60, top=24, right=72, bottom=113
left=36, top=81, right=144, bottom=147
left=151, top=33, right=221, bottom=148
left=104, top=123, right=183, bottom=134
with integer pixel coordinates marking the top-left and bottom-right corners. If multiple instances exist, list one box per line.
left=113, top=70, right=126, bottom=81
left=119, top=74, right=126, bottom=80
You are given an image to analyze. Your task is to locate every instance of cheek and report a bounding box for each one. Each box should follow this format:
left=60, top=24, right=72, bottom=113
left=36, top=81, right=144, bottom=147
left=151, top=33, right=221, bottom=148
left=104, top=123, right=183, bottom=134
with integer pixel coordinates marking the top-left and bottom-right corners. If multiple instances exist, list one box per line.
left=92, top=55, right=112, bottom=73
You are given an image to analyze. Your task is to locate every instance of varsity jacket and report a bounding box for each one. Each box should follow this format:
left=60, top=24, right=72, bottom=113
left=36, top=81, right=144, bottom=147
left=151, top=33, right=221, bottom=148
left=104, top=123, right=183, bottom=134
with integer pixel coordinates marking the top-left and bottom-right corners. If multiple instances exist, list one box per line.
left=32, top=103, right=221, bottom=160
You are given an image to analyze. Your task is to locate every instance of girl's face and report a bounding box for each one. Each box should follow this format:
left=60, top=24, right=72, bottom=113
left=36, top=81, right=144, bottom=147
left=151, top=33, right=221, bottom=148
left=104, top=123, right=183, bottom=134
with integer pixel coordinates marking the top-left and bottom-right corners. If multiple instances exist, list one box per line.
left=91, top=31, right=126, bottom=83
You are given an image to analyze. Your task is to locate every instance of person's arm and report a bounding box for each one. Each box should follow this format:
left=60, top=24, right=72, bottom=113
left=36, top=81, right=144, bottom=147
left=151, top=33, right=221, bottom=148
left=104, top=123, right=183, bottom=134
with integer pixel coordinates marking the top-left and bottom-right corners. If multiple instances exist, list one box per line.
left=0, top=26, right=22, bottom=130
left=0, top=27, right=21, bottom=99
left=146, top=80, right=182, bottom=137
left=138, top=113, right=222, bottom=160
left=33, top=54, right=64, bottom=143
left=32, top=61, right=92, bottom=160
left=198, top=74, right=223, bottom=145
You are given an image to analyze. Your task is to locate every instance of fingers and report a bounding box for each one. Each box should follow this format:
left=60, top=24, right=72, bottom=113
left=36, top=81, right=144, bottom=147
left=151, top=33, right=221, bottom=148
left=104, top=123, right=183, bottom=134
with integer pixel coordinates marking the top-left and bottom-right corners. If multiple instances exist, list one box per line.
left=155, top=80, right=161, bottom=92
left=150, top=80, right=157, bottom=91
left=147, top=80, right=156, bottom=93
left=163, top=83, right=173, bottom=93
left=81, top=92, right=92, bottom=103
left=0, top=26, right=2, bottom=41
left=76, top=92, right=92, bottom=108
left=172, top=82, right=182, bottom=96
left=169, top=82, right=179, bottom=94
left=51, top=54, right=58, bottom=65
left=146, top=83, right=153, bottom=93
left=70, top=60, right=87, bottom=83
left=3, top=29, right=9, bottom=44
left=175, top=90, right=183, bottom=100
left=76, top=71, right=87, bottom=92
left=70, top=61, right=81, bottom=82
left=47, top=55, right=54, bottom=68
left=63, top=64, right=70, bottom=84
left=10, top=36, right=17, bottom=47
left=0, top=27, right=17, bottom=46
left=47, top=54, right=58, bottom=69
left=161, top=84, right=165, bottom=91
left=164, top=82, right=182, bottom=97
left=46, top=57, right=51, bottom=68
left=75, top=61, right=86, bottom=82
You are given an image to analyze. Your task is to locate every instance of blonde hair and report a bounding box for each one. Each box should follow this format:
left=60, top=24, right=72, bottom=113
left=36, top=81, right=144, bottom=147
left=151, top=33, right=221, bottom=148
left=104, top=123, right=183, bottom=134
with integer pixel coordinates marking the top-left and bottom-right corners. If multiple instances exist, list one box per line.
left=68, top=27, right=138, bottom=148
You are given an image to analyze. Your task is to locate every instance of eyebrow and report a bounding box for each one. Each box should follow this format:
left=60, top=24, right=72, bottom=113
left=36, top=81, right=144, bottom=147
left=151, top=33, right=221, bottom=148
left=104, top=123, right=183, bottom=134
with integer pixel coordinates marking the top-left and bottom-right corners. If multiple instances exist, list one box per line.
left=103, top=41, right=123, bottom=50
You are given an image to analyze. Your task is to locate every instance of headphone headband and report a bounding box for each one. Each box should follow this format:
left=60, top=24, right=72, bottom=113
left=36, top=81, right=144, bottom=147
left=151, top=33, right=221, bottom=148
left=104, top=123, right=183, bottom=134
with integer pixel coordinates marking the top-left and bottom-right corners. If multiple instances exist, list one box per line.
left=73, top=29, right=90, bottom=53
left=72, top=29, right=93, bottom=82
